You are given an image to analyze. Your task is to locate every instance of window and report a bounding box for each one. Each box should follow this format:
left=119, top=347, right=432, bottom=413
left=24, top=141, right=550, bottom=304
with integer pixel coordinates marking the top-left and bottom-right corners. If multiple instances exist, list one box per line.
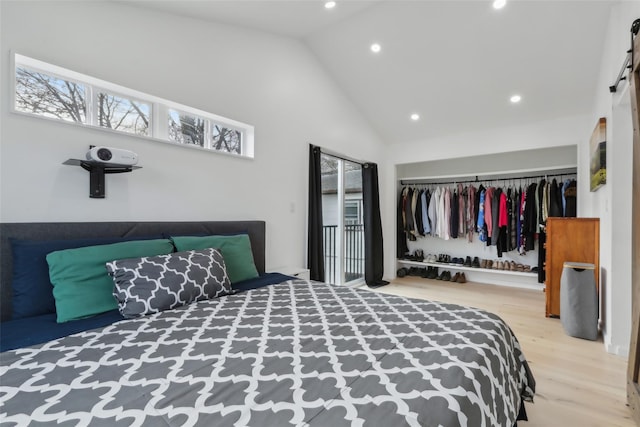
left=212, top=124, right=242, bottom=155
left=15, top=67, right=86, bottom=123
left=344, top=200, right=362, bottom=225
left=169, top=110, right=205, bottom=147
left=98, top=92, right=150, bottom=136
left=12, top=53, right=254, bottom=158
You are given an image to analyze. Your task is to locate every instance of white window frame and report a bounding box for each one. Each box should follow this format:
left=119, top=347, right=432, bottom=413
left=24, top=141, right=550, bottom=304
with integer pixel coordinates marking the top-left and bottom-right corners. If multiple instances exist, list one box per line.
left=11, top=53, right=255, bottom=159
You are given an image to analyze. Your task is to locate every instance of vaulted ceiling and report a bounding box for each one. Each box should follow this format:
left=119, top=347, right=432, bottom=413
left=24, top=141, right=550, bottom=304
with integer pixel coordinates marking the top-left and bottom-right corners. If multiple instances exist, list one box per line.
left=120, top=0, right=614, bottom=144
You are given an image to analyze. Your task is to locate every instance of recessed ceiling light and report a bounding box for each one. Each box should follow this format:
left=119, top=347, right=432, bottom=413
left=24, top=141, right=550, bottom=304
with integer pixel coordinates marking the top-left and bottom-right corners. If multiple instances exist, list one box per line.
left=493, top=0, right=506, bottom=9
left=410, top=113, right=420, bottom=121
left=370, top=43, right=381, bottom=53
left=324, top=1, right=336, bottom=9
left=510, top=94, right=522, bottom=103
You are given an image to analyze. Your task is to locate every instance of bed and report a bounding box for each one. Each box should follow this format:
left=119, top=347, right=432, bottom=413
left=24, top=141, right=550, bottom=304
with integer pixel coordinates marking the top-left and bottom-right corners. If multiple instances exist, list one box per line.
left=0, top=221, right=535, bottom=426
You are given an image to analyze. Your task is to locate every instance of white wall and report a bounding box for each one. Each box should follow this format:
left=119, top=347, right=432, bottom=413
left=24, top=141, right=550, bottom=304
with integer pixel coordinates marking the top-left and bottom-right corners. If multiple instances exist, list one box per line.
left=579, top=1, right=640, bottom=357
left=0, top=1, right=385, bottom=271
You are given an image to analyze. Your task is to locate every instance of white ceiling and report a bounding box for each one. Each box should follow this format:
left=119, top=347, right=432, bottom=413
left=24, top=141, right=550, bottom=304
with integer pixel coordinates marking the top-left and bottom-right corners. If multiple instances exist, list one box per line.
left=120, top=0, right=614, bottom=144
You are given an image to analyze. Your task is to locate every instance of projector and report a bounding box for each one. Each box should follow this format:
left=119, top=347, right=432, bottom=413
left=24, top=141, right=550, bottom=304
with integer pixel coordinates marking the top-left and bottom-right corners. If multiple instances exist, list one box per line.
left=86, top=146, right=138, bottom=165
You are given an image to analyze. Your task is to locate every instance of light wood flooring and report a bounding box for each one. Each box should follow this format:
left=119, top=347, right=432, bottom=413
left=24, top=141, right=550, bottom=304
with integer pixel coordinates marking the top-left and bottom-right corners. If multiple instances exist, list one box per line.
left=369, top=276, right=634, bottom=427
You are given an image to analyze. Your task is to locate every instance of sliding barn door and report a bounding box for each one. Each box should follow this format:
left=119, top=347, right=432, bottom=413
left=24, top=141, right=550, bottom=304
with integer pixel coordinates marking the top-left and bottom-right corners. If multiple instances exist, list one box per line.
left=628, top=25, right=640, bottom=425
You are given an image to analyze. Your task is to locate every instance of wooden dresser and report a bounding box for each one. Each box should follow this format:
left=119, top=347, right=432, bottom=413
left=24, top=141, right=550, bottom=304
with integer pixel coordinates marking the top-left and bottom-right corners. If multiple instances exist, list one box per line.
left=545, top=218, right=600, bottom=317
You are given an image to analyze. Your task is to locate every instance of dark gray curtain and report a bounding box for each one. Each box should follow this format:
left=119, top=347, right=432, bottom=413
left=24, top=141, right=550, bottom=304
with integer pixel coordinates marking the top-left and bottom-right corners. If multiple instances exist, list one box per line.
left=362, top=163, right=389, bottom=288
left=307, top=144, right=325, bottom=282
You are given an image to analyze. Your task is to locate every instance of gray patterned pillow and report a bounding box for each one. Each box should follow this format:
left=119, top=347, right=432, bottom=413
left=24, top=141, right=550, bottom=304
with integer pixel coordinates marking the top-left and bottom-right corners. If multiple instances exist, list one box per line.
left=106, top=248, right=232, bottom=318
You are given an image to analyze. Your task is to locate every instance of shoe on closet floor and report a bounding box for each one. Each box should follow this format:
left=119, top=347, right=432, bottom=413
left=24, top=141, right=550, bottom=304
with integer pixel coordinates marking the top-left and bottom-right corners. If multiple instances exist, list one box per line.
left=457, top=272, right=467, bottom=283
left=451, top=272, right=460, bottom=282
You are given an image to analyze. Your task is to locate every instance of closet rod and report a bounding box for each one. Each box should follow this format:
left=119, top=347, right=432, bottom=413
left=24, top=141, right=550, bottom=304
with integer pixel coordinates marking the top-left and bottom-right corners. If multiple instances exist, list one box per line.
left=400, top=172, right=576, bottom=187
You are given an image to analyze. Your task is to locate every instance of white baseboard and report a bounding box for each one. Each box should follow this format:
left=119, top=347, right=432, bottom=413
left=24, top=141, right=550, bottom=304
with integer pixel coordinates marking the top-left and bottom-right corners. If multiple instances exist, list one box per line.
left=605, top=342, right=629, bottom=358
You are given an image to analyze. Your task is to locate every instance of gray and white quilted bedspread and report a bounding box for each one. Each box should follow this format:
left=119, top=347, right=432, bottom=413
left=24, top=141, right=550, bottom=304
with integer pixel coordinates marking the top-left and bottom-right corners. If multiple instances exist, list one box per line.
left=0, top=279, right=535, bottom=427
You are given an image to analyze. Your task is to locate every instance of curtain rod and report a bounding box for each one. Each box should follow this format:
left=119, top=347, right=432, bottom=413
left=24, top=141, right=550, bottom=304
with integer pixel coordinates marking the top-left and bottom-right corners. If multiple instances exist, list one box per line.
left=317, top=147, right=366, bottom=166
left=400, top=172, right=576, bottom=187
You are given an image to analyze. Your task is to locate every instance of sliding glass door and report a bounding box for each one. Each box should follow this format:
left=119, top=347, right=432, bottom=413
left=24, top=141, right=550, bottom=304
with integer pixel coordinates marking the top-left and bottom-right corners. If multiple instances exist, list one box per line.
left=320, top=154, right=364, bottom=285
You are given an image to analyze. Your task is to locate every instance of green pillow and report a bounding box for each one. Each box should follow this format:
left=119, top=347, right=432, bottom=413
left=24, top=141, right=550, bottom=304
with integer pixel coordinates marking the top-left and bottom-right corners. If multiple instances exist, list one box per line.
left=47, top=239, right=174, bottom=323
left=171, top=234, right=259, bottom=284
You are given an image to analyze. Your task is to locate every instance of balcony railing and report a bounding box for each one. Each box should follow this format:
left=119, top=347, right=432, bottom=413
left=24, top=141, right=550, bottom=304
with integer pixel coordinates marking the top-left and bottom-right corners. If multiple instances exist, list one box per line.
left=323, top=224, right=364, bottom=284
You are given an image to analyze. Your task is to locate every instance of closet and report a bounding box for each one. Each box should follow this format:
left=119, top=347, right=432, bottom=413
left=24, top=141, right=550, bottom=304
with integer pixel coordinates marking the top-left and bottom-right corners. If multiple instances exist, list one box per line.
left=396, top=146, right=580, bottom=291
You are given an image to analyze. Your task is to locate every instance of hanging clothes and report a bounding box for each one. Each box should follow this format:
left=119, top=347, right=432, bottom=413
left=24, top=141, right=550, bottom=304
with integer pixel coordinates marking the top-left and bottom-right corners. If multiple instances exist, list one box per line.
left=474, top=184, right=484, bottom=228
left=523, top=183, right=537, bottom=252
left=518, top=189, right=526, bottom=254
left=413, top=190, right=424, bottom=237
left=421, top=189, right=430, bottom=234
left=484, top=187, right=495, bottom=244
left=467, top=185, right=477, bottom=242
left=562, top=179, right=571, bottom=216
left=410, top=188, right=420, bottom=238
left=404, top=187, right=415, bottom=241
left=458, top=184, right=465, bottom=236
left=477, top=189, right=487, bottom=243
left=451, top=188, right=459, bottom=239
left=397, top=188, right=409, bottom=257
left=548, top=178, right=562, bottom=217
left=428, top=187, right=439, bottom=236
left=491, top=187, right=502, bottom=246
left=507, top=188, right=516, bottom=251
left=565, top=180, right=577, bottom=217
left=441, top=187, right=451, bottom=240
left=496, top=190, right=509, bottom=257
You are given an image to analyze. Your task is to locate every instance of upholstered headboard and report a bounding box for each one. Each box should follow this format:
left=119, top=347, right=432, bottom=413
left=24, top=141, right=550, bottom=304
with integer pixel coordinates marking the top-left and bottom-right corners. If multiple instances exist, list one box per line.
left=0, top=221, right=266, bottom=321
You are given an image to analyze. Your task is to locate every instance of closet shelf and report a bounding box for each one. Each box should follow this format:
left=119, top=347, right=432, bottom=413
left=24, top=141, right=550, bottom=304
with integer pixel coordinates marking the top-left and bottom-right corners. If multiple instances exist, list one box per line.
left=397, top=259, right=538, bottom=278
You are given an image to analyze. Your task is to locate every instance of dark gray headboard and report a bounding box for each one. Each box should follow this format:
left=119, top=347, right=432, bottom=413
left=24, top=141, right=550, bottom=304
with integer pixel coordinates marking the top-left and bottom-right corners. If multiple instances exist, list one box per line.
left=0, top=221, right=266, bottom=321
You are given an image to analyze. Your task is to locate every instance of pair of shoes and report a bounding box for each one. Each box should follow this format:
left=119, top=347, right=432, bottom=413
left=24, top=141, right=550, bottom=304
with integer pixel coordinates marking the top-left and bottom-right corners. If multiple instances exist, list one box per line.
left=471, top=257, right=480, bottom=268
left=405, top=249, right=424, bottom=262
left=463, top=256, right=472, bottom=267
left=425, top=254, right=437, bottom=263
left=450, top=272, right=467, bottom=283
left=452, top=257, right=464, bottom=265
left=422, top=266, right=438, bottom=279
left=437, top=254, right=451, bottom=263
left=437, top=270, right=451, bottom=281
left=397, top=268, right=408, bottom=277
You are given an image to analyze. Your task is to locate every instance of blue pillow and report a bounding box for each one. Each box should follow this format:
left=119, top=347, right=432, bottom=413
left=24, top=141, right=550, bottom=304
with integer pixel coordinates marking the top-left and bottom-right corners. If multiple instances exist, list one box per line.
left=10, top=236, right=162, bottom=320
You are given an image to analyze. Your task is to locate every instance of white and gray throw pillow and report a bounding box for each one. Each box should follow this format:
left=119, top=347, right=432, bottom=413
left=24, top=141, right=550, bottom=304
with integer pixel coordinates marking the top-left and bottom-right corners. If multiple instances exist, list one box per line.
left=106, top=247, right=232, bottom=318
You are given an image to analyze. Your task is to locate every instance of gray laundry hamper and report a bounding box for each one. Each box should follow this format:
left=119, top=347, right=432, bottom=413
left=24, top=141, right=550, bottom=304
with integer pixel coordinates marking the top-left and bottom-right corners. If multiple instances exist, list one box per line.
left=560, top=262, right=598, bottom=340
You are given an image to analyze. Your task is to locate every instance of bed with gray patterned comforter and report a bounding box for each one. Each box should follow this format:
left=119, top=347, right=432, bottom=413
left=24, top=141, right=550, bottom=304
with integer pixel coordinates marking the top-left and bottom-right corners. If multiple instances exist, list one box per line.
left=0, top=279, right=535, bottom=426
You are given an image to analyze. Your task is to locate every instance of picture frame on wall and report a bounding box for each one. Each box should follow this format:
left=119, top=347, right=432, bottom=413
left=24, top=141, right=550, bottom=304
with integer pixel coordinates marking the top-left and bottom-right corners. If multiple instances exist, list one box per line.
left=589, top=117, right=606, bottom=192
